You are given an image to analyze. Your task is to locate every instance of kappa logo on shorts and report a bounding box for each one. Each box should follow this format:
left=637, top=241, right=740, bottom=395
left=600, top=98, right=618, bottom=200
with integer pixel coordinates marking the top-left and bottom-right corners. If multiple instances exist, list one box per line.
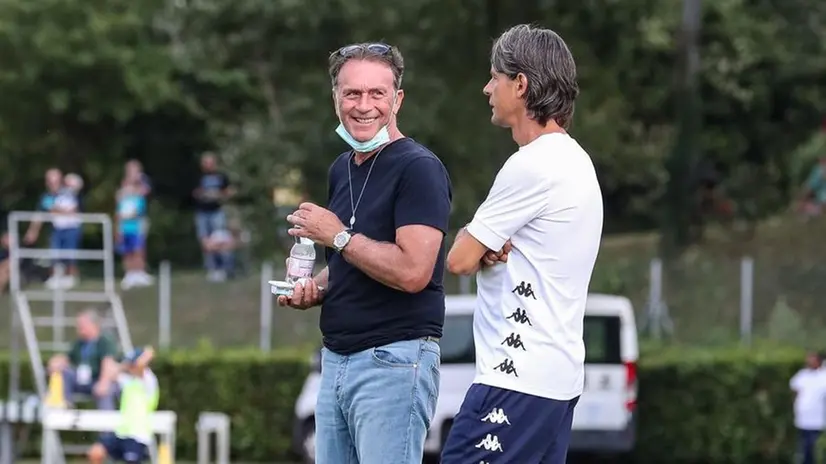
left=474, top=433, right=503, bottom=452
left=481, top=407, right=511, bottom=425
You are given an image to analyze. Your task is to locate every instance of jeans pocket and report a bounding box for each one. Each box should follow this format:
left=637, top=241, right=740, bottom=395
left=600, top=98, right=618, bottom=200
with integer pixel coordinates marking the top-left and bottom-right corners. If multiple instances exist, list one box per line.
left=371, top=340, right=421, bottom=368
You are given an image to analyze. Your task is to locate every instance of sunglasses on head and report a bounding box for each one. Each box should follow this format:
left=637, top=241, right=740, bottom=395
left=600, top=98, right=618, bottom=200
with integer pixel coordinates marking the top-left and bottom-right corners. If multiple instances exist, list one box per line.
left=337, top=43, right=392, bottom=57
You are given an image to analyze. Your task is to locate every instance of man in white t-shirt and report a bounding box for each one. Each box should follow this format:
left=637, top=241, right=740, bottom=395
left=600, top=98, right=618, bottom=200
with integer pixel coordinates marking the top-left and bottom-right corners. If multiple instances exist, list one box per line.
left=790, top=351, right=826, bottom=464
left=442, top=24, right=602, bottom=464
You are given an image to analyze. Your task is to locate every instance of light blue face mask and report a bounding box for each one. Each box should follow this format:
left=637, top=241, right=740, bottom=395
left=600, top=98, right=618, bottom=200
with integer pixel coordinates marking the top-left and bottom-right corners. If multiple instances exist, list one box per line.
left=335, top=123, right=389, bottom=153
left=334, top=93, right=397, bottom=153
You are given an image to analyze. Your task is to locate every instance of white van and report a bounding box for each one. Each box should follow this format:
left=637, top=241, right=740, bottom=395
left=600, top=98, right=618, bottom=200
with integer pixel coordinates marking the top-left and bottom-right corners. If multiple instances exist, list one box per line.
left=291, top=293, right=638, bottom=463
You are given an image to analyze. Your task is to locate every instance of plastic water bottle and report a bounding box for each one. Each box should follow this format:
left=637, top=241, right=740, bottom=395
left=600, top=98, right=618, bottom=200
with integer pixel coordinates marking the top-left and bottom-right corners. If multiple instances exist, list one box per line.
left=286, top=237, right=316, bottom=285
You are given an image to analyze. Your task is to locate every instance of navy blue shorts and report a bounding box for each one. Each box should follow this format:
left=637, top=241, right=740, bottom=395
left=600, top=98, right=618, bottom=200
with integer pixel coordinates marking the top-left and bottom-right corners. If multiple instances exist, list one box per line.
left=441, top=383, right=579, bottom=464
left=99, top=435, right=148, bottom=463
left=118, top=232, right=145, bottom=255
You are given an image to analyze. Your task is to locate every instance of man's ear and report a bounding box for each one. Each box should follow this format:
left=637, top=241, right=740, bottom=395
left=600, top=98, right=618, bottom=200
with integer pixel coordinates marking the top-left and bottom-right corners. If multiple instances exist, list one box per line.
left=332, top=89, right=340, bottom=119
left=393, top=89, right=405, bottom=115
left=515, top=73, right=529, bottom=99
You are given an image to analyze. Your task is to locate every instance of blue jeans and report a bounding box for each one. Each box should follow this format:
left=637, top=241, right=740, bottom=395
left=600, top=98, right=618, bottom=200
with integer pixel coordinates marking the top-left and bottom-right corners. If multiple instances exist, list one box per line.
left=316, top=338, right=441, bottom=464
left=800, top=429, right=821, bottom=464
left=61, top=367, right=118, bottom=410
left=50, top=227, right=81, bottom=267
left=194, top=210, right=231, bottom=271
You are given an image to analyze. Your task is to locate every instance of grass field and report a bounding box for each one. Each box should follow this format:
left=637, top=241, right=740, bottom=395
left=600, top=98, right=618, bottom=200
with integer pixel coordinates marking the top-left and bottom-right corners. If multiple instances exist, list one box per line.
left=3, top=213, right=826, bottom=352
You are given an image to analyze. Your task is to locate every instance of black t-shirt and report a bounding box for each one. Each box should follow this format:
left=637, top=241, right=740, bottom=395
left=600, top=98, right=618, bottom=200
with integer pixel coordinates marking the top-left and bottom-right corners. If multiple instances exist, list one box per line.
left=194, top=171, right=230, bottom=212
left=321, top=138, right=453, bottom=354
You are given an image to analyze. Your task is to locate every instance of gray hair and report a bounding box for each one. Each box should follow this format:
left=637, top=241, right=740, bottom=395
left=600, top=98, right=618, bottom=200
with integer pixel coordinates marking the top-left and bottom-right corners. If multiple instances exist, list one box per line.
left=77, top=308, right=100, bottom=326
left=491, top=24, right=579, bottom=128
left=328, top=43, right=405, bottom=90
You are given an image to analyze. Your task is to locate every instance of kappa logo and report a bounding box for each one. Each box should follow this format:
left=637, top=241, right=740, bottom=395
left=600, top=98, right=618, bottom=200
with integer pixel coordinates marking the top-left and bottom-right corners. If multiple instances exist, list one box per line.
left=494, top=358, right=518, bottom=377
left=474, top=433, right=503, bottom=452
left=481, top=408, right=511, bottom=425
left=512, top=281, right=537, bottom=300
left=501, top=332, right=526, bottom=350
left=506, top=308, right=532, bottom=326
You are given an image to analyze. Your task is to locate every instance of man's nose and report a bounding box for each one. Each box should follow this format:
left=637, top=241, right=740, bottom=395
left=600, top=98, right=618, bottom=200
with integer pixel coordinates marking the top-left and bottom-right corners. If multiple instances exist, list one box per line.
left=354, top=95, right=373, bottom=112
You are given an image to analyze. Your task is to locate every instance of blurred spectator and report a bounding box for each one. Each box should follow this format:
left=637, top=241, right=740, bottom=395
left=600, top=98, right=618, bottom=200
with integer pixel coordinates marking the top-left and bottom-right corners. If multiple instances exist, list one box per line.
left=116, top=177, right=153, bottom=290
left=23, top=167, right=62, bottom=246
left=790, top=351, right=826, bottom=464
left=192, top=152, right=234, bottom=282
left=203, top=228, right=235, bottom=277
left=124, top=159, right=152, bottom=197
left=228, top=215, right=251, bottom=276
left=797, top=156, right=826, bottom=217
left=46, top=309, right=120, bottom=410
left=24, top=169, right=84, bottom=289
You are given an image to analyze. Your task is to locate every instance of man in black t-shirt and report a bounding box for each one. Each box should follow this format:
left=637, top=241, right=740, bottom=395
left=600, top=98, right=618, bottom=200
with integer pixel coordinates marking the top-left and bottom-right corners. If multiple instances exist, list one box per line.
left=192, top=153, right=234, bottom=281
left=280, top=42, right=452, bottom=464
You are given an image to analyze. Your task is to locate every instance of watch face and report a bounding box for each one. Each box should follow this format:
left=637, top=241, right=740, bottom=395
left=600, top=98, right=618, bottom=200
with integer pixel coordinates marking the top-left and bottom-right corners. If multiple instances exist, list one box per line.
left=334, top=232, right=350, bottom=249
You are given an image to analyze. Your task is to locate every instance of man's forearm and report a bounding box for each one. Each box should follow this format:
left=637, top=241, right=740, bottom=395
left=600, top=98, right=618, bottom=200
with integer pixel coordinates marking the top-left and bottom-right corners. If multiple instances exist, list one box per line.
left=99, top=357, right=119, bottom=383
left=342, top=234, right=418, bottom=292
left=26, top=221, right=42, bottom=236
left=448, top=226, right=482, bottom=275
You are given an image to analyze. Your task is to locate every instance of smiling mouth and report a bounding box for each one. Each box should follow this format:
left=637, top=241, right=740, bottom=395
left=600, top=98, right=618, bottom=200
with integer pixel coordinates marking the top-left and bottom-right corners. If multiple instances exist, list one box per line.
left=353, top=117, right=378, bottom=125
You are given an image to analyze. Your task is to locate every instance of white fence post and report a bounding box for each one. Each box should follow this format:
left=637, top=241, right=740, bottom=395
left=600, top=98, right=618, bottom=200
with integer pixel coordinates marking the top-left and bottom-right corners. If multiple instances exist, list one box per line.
left=158, top=261, right=171, bottom=349
left=740, top=256, right=754, bottom=345
left=259, top=262, right=273, bottom=352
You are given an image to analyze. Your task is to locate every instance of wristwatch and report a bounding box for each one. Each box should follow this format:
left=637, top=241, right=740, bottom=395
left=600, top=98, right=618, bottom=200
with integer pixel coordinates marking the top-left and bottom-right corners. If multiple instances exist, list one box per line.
left=332, top=228, right=354, bottom=253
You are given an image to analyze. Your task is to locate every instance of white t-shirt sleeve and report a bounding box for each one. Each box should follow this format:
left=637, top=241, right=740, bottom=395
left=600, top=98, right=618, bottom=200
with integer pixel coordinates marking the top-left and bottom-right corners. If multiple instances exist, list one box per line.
left=791, top=371, right=803, bottom=391
left=466, top=154, right=550, bottom=251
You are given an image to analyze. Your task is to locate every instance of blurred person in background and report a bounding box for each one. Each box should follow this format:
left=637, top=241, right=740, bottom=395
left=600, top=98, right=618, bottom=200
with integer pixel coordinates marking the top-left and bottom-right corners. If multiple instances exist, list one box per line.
left=443, top=24, right=601, bottom=464
left=24, top=168, right=62, bottom=247
left=125, top=159, right=152, bottom=270
left=192, top=152, right=234, bottom=282
left=23, top=168, right=67, bottom=287
left=47, top=172, right=85, bottom=289
left=116, top=176, right=153, bottom=289
left=46, top=309, right=120, bottom=410
left=203, top=227, right=235, bottom=278
left=87, top=347, right=157, bottom=464
left=125, top=159, right=152, bottom=197
left=797, top=156, right=826, bottom=217
left=790, top=350, right=826, bottom=464
left=281, top=41, right=452, bottom=464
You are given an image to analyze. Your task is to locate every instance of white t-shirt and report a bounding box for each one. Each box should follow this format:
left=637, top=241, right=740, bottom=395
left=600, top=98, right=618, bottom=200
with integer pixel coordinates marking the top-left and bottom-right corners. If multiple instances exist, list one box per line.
left=790, top=368, right=826, bottom=430
left=466, top=133, right=603, bottom=400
